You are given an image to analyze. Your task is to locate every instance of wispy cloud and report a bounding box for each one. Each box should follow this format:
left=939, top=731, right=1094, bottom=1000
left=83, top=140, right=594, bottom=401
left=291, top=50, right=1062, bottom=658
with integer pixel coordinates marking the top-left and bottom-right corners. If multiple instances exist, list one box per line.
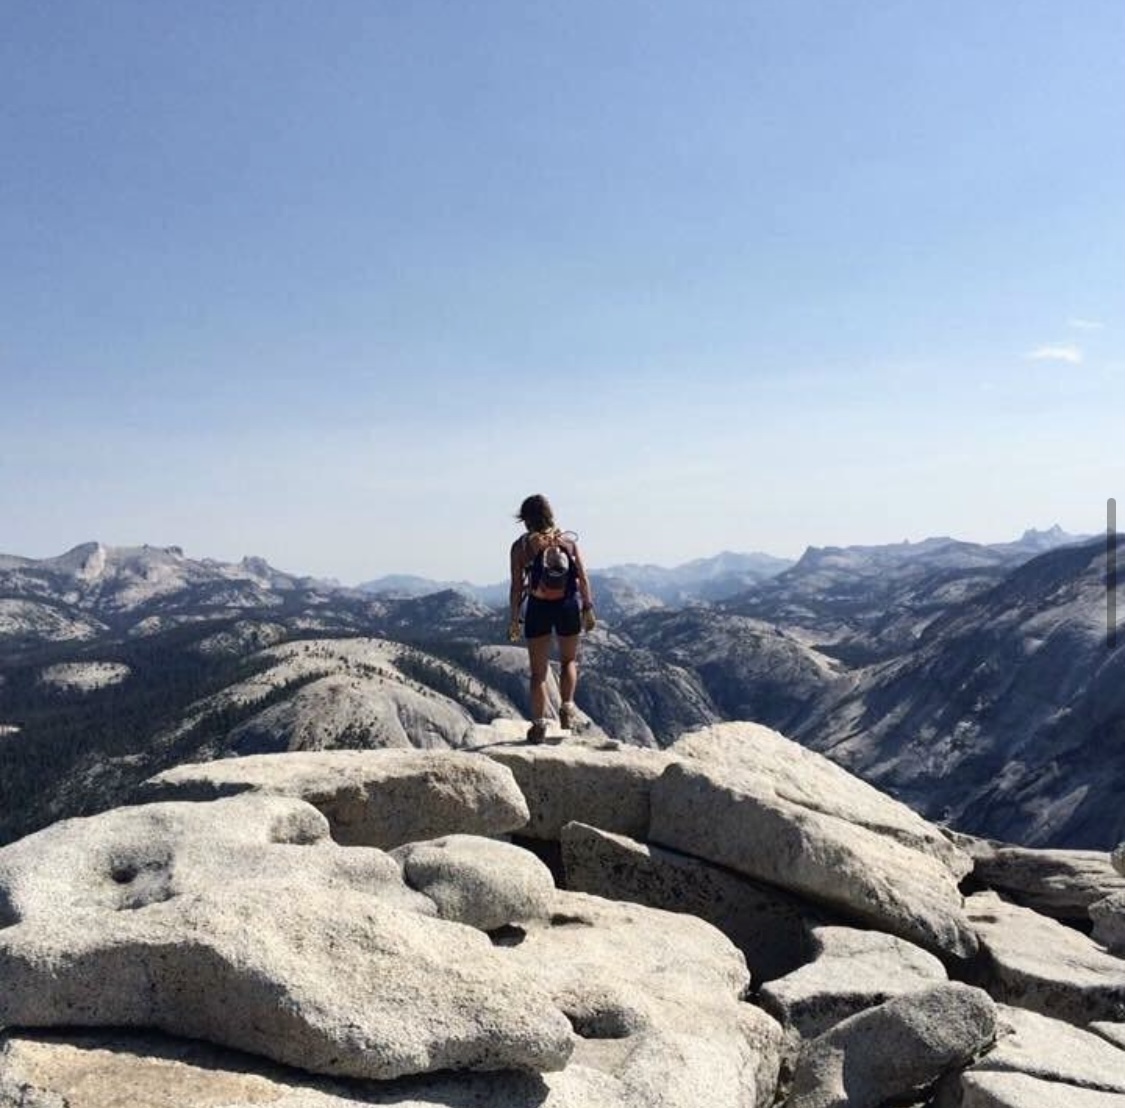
left=1025, top=345, right=1083, bottom=365
left=1067, top=317, right=1105, bottom=331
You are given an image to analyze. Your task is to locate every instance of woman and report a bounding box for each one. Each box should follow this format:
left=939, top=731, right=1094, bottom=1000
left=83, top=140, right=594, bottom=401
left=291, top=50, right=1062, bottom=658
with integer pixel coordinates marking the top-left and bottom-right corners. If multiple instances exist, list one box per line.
left=508, top=494, right=596, bottom=742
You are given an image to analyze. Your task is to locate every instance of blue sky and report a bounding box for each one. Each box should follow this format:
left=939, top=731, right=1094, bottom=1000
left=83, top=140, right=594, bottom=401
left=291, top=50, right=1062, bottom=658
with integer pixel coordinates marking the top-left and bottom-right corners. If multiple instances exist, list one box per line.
left=3, top=1, right=1123, bottom=584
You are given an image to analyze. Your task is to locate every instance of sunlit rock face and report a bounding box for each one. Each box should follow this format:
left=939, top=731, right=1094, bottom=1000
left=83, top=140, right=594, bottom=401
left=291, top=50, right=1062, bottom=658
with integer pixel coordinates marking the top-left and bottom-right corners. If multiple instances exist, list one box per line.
left=1, top=727, right=1125, bottom=1107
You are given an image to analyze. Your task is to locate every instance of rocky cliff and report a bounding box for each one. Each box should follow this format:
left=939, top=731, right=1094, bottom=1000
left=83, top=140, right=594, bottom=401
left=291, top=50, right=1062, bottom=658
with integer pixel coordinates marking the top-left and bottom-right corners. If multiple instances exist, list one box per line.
left=2, top=720, right=1125, bottom=1107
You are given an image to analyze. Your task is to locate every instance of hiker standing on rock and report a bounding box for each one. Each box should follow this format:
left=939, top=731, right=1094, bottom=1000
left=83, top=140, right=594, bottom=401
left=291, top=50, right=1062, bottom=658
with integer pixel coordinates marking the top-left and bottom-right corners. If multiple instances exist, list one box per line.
left=508, top=494, right=596, bottom=742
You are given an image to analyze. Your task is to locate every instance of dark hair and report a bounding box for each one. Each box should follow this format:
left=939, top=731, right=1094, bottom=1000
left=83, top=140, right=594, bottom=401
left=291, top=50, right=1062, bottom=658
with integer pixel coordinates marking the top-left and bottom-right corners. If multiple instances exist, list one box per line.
left=516, top=494, right=555, bottom=533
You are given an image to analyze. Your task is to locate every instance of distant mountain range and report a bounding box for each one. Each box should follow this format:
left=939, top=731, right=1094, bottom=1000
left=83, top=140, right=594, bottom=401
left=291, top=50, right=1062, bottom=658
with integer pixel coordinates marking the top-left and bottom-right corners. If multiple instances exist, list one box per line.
left=356, top=548, right=794, bottom=607
left=802, top=536, right=1124, bottom=847
left=2, top=524, right=1119, bottom=851
left=358, top=527, right=1084, bottom=608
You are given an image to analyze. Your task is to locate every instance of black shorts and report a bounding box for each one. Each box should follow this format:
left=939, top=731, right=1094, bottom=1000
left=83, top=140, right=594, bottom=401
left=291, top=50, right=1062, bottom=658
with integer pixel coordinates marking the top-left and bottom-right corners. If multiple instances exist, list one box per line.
left=524, top=595, right=581, bottom=639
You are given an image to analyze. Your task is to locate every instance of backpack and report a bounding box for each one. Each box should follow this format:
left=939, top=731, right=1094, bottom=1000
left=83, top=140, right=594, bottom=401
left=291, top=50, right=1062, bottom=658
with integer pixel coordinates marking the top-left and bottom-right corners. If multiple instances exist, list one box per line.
left=526, top=530, right=577, bottom=601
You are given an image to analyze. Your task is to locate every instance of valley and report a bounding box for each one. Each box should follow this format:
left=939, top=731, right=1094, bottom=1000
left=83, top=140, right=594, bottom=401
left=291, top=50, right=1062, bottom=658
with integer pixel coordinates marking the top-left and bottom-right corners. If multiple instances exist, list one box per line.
left=2, top=527, right=1119, bottom=849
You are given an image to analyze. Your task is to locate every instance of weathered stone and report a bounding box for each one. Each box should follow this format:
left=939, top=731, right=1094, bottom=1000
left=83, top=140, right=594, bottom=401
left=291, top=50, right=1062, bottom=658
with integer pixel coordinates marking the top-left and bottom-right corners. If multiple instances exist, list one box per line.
left=505, top=890, right=786, bottom=1108
left=483, top=744, right=673, bottom=840
left=0, top=789, right=785, bottom=1106
left=0, top=798, right=574, bottom=1080
left=670, top=723, right=972, bottom=877
left=937, top=1009, right=1125, bottom=1108
left=1090, top=891, right=1125, bottom=957
left=0, top=882, right=575, bottom=1079
left=1112, top=843, right=1125, bottom=879
left=968, top=843, right=1125, bottom=923
left=0, top=889, right=787, bottom=1108
left=473, top=717, right=614, bottom=748
left=965, top=891, right=1125, bottom=1026
left=138, top=749, right=530, bottom=848
left=650, top=753, right=977, bottom=961
left=0, top=1029, right=619, bottom=1108
left=1090, top=1021, right=1125, bottom=1049
left=946, top=1005, right=1125, bottom=1097
left=947, top=1071, right=1125, bottom=1107
left=759, top=925, right=947, bottom=1037
left=391, top=835, right=555, bottom=931
left=0, top=794, right=431, bottom=924
left=787, top=983, right=997, bottom=1108
left=560, top=821, right=816, bottom=983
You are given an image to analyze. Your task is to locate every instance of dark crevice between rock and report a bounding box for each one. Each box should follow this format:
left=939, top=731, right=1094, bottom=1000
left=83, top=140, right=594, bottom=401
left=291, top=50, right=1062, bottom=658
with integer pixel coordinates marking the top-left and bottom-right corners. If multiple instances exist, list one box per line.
left=487, top=924, right=526, bottom=947
left=563, top=1008, right=636, bottom=1040
left=510, top=835, right=563, bottom=886
left=945, top=940, right=998, bottom=994
left=549, top=913, right=594, bottom=928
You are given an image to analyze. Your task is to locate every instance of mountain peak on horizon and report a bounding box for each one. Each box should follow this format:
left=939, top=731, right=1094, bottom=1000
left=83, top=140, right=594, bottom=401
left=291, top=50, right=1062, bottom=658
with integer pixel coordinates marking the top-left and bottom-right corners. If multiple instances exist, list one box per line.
left=1019, top=523, right=1068, bottom=542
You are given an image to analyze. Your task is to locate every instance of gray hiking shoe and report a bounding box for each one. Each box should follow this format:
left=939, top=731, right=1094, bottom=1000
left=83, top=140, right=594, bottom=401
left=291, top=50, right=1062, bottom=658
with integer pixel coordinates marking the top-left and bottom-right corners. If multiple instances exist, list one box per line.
left=559, top=702, right=577, bottom=731
left=526, top=719, right=549, bottom=744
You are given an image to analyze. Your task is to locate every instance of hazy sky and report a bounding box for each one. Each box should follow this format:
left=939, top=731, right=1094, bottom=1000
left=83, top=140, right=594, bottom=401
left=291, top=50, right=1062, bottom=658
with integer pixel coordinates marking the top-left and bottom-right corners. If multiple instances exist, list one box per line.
left=3, top=2, right=1123, bottom=584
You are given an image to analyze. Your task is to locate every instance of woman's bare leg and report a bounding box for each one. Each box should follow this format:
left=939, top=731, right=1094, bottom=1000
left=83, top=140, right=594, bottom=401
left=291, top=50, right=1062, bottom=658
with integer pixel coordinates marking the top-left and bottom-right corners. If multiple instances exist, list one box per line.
left=527, top=634, right=553, bottom=720
left=558, top=634, right=579, bottom=705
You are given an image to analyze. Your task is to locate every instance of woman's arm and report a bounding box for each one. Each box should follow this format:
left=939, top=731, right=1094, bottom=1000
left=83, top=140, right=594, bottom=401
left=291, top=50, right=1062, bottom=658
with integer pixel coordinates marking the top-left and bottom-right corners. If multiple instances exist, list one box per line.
left=572, top=542, right=594, bottom=610
left=509, top=539, right=526, bottom=623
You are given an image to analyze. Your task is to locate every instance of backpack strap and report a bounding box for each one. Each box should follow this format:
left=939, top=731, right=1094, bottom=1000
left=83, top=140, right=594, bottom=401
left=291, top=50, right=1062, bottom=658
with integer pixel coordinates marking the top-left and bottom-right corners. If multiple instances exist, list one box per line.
left=519, top=533, right=534, bottom=589
left=524, top=528, right=568, bottom=596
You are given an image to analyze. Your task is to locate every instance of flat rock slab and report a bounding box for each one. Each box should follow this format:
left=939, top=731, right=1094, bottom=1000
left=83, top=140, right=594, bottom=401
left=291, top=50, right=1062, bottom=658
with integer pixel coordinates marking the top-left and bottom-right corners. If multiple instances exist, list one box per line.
left=945, top=1071, right=1125, bottom=1107
left=0, top=1030, right=620, bottom=1108
left=788, top=983, right=997, bottom=1108
left=1091, top=1021, right=1125, bottom=1049
left=0, top=882, right=575, bottom=1080
left=650, top=751, right=977, bottom=961
left=0, top=793, right=429, bottom=923
left=560, top=820, right=817, bottom=983
left=0, top=798, right=573, bottom=1081
left=670, top=723, right=972, bottom=878
left=759, top=925, right=947, bottom=1038
left=0, top=790, right=785, bottom=1106
left=139, top=749, right=530, bottom=848
left=965, top=891, right=1125, bottom=1025
left=473, top=717, right=613, bottom=747
left=0, top=887, right=787, bottom=1108
left=504, top=889, right=786, bottom=1108
left=483, top=744, right=674, bottom=840
left=968, top=843, right=1125, bottom=922
left=957, top=1005, right=1125, bottom=1094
